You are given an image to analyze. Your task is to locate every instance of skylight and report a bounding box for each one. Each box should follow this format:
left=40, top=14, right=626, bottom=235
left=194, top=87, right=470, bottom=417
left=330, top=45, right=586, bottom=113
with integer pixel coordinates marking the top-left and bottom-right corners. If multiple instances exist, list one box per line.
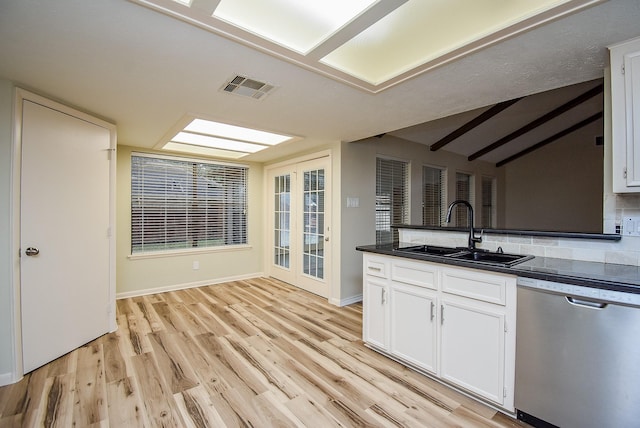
left=320, top=0, right=576, bottom=85
left=134, top=0, right=603, bottom=92
left=159, top=118, right=296, bottom=159
left=213, top=0, right=378, bottom=54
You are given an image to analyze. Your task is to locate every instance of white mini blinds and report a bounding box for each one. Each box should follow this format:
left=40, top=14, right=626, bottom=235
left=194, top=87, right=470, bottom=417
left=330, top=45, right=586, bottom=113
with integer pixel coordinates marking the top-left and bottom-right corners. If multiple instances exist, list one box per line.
left=131, top=154, right=248, bottom=254
left=376, top=157, right=409, bottom=244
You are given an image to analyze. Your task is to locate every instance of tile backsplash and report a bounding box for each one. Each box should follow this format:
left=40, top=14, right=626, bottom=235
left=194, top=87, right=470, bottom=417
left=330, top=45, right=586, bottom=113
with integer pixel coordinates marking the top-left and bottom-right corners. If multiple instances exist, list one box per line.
left=400, top=191, right=640, bottom=267
left=398, top=228, right=640, bottom=267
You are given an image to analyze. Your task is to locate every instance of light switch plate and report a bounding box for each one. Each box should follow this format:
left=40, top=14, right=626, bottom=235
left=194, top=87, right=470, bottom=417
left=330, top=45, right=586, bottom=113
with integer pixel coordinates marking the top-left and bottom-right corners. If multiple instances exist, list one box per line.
left=623, top=215, right=640, bottom=236
left=346, top=197, right=360, bottom=208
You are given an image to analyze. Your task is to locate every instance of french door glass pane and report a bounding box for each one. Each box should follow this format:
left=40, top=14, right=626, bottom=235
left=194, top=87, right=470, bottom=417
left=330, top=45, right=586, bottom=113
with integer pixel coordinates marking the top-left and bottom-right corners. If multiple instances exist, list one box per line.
left=303, top=169, right=324, bottom=279
left=274, top=174, right=290, bottom=268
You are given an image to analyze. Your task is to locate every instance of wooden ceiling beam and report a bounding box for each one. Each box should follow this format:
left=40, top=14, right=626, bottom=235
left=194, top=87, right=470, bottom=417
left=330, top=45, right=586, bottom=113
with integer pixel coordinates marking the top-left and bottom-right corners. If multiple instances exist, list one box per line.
left=468, top=83, right=604, bottom=161
left=495, top=111, right=603, bottom=167
left=430, top=97, right=522, bottom=151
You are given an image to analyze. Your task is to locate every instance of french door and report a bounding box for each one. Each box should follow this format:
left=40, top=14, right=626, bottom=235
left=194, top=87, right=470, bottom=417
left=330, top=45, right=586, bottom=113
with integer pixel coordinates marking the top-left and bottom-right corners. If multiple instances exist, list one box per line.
left=268, top=157, right=330, bottom=298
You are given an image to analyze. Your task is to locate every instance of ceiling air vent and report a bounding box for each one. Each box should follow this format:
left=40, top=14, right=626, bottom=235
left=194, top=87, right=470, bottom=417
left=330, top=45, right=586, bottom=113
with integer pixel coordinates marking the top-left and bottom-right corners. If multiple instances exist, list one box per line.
left=222, top=75, right=275, bottom=100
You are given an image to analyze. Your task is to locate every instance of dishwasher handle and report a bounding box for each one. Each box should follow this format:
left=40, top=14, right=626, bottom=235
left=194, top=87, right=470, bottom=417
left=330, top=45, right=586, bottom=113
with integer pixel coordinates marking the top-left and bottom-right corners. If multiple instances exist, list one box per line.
left=566, top=296, right=608, bottom=309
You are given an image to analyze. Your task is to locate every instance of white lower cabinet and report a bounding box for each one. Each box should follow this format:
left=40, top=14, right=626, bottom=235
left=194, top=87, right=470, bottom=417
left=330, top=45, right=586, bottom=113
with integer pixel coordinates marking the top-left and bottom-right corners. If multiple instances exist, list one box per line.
left=440, top=299, right=505, bottom=404
left=390, top=280, right=438, bottom=374
left=363, top=276, right=388, bottom=350
left=363, top=255, right=390, bottom=349
left=362, top=253, right=517, bottom=412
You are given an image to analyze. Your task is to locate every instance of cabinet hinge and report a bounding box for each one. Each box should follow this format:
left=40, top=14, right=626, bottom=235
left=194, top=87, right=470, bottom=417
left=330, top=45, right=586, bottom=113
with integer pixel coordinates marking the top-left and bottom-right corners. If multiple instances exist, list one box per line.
left=623, top=167, right=628, bottom=179
left=504, top=321, right=508, bottom=333
left=622, top=63, right=625, bottom=75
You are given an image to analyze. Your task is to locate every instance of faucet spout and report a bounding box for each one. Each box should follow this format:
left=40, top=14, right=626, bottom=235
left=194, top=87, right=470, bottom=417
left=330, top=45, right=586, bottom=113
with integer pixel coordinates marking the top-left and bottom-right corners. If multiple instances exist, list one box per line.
left=446, top=200, right=482, bottom=250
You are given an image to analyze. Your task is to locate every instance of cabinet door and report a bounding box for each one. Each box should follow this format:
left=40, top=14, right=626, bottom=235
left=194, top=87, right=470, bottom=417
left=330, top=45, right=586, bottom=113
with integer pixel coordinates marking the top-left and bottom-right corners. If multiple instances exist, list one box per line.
left=389, top=283, right=437, bottom=374
left=363, top=277, right=388, bottom=350
left=440, top=299, right=505, bottom=405
left=624, top=50, right=640, bottom=187
left=610, top=37, right=640, bottom=191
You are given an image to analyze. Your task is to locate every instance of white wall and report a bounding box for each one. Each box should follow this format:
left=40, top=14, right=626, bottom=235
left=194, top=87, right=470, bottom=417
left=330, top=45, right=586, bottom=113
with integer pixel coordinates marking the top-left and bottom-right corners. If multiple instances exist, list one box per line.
left=116, top=146, right=265, bottom=296
left=0, top=79, right=15, bottom=382
left=339, top=135, right=502, bottom=302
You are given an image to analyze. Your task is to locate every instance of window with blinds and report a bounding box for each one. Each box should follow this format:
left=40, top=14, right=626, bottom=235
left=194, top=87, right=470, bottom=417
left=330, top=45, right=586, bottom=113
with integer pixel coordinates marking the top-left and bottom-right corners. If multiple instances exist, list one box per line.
left=481, top=176, right=496, bottom=228
left=423, top=165, right=446, bottom=227
left=454, top=172, right=474, bottom=227
left=131, top=154, right=247, bottom=254
left=376, top=157, right=409, bottom=244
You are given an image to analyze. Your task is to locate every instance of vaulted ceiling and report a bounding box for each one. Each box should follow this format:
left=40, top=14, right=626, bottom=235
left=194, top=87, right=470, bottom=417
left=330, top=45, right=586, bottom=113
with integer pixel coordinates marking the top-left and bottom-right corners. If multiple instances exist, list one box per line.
left=385, top=79, right=604, bottom=165
left=0, top=0, right=639, bottom=162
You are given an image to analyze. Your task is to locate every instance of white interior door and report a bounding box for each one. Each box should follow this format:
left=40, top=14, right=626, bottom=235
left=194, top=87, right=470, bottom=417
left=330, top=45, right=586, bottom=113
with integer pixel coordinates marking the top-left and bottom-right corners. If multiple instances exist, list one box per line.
left=268, top=157, right=330, bottom=298
left=20, top=99, right=113, bottom=373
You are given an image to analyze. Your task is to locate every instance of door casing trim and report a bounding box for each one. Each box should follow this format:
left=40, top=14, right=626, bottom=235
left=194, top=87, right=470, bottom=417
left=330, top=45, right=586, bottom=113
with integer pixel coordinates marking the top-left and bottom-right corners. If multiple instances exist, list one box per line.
left=8, top=88, right=117, bottom=384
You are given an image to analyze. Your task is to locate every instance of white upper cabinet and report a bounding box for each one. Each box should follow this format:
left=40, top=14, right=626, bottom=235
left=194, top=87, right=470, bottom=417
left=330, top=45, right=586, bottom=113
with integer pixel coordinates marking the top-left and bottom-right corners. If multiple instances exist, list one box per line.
left=610, top=36, right=640, bottom=192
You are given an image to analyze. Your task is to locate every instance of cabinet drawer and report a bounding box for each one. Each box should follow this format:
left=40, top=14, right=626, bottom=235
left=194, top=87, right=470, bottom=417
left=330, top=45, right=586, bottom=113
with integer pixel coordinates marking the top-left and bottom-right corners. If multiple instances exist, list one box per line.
left=392, top=260, right=438, bottom=290
left=365, top=256, right=389, bottom=278
left=441, top=267, right=509, bottom=305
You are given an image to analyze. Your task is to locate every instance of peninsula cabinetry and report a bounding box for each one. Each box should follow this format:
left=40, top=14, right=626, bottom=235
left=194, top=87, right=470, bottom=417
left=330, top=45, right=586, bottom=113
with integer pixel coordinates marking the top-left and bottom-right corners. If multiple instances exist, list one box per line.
left=610, top=36, right=640, bottom=192
left=362, top=253, right=517, bottom=412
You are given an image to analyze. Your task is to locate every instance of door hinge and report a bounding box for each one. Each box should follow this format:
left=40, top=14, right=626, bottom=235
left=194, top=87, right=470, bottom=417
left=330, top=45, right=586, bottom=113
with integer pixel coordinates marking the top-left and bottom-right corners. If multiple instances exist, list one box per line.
left=622, top=63, right=625, bottom=75
left=504, top=387, right=508, bottom=398
left=504, top=321, right=508, bottom=333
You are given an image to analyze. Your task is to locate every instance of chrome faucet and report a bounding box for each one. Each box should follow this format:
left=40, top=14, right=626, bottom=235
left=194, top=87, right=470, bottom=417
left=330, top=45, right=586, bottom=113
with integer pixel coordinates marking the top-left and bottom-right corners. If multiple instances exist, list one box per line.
left=446, top=200, right=482, bottom=250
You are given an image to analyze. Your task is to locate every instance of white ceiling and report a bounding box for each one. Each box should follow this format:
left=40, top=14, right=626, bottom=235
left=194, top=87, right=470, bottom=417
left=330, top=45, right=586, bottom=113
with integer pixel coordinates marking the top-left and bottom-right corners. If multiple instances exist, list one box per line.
left=0, top=0, right=639, bottom=163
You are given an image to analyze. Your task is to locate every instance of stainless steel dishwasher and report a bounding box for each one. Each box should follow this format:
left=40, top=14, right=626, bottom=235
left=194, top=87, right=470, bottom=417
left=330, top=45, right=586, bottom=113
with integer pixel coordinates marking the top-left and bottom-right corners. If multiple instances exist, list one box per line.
left=515, top=277, right=640, bottom=428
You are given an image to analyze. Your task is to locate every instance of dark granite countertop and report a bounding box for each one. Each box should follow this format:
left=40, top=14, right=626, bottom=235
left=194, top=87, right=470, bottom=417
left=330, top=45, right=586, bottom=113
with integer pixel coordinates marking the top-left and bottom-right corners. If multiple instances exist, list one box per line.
left=356, top=243, right=640, bottom=294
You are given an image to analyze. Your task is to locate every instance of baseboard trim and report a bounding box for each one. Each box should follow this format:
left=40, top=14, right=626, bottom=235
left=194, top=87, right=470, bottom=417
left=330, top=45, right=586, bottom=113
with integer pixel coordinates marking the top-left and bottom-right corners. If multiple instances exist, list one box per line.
left=116, top=272, right=264, bottom=299
left=0, top=371, right=19, bottom=387
left=330, top=294, right=363, bottom=307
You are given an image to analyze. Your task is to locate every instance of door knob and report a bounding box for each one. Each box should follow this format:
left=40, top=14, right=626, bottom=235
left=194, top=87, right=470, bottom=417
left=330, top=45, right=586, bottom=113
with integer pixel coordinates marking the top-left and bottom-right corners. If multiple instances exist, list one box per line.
left=25, top=247, right=40, bottom=256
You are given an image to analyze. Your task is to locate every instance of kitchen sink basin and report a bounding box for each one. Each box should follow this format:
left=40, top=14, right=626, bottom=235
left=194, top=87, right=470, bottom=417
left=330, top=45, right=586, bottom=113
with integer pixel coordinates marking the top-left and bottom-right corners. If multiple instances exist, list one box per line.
left=449, top=250, right=534, bottom=267
left=394, top=245, right=465, bottom=256
left=394, top=245, right=533, bottom=267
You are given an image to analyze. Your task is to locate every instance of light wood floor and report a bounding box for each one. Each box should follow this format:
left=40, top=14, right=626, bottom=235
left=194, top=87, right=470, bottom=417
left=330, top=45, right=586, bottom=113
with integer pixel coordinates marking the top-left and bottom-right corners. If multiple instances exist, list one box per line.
left=0, top=277, right=529, bottom=427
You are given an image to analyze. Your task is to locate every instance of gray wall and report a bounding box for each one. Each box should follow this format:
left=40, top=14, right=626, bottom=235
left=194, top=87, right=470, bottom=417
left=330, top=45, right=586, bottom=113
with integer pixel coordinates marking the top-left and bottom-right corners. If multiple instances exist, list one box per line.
left=504, top=119, right=604, bottom=232
left=339, top=135, right=501, bottom=301
left=0, top=79, right=15, bottom=380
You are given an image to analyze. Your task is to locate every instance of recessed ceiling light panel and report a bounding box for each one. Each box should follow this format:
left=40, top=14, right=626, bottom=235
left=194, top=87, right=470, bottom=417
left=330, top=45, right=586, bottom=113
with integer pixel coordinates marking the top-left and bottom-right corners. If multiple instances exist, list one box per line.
left=213, top=0, right=379, bottom=54
left=133, top=0, right=604, bottom=92
left=320, top=0, right=577, bottom=85
left=171, top=132, right=268, bottom=153
left=158, top=117, right=297, bottom=159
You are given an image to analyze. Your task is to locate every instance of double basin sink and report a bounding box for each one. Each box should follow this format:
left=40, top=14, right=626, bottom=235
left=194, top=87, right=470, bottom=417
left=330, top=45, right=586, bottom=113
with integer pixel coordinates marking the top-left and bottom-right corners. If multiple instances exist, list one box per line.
left=393, top=244, right=533, bottom=267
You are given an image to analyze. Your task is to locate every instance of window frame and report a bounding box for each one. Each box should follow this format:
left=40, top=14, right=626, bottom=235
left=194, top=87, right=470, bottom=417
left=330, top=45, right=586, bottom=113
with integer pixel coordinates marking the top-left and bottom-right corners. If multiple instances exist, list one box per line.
left=130, top=152, right=249, bottom=257
left=454, top=170, right=475, bottom=227
left=375, top=156, right=410, bottom=244
left=422, top=164, right=447, bottom=227
left=480, top=175, right=497, bottom=228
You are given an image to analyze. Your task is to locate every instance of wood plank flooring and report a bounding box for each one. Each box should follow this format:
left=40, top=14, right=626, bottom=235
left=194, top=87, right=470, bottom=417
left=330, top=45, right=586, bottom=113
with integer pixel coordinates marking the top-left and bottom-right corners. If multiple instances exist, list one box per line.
left=0, top=277, right=529, bottom=427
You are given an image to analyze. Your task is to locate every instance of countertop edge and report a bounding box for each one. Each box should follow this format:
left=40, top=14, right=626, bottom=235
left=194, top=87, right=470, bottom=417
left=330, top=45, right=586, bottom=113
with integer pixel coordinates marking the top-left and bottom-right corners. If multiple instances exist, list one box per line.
left=356, top=245, right=640, bottom=293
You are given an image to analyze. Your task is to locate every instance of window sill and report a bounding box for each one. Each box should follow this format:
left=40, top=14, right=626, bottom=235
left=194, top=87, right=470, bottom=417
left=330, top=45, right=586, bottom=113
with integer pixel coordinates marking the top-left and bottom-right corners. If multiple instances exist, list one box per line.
left=128, top=244, right=253, bottom=260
